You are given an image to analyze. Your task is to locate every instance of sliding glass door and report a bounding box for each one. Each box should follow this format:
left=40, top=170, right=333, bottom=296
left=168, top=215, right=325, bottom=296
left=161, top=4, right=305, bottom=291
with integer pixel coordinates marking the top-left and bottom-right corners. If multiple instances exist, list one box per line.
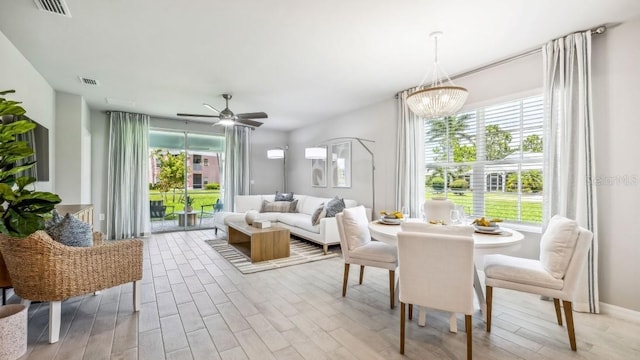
left=149, top=129, right=225, bottom=233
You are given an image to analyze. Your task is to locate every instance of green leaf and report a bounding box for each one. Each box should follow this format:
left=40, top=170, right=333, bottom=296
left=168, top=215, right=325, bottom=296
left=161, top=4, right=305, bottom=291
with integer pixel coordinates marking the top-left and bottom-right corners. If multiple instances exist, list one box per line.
left=5, top=209, right=45, bottom=237
left=15, top=176, right=37, bottom=190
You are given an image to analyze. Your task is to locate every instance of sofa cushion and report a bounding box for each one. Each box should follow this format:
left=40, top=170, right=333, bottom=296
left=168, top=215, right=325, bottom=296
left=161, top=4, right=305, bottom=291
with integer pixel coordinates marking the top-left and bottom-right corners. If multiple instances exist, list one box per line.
left=46, top=213, right=93, bottom=247
left=325, top=196, right=346, bottom=217
left=299, top=196, right=326, bottom=215
left=261, top=199, right=298, bottom=213
left=235, top=195, right=263, bottom=213
left=277, top=213, right=310, bottom=227
left=295, top=216, right=321, bottom=234
left=540, top=215, right=579, bottom=279
left=344, top=199, right=358, bottom=208
left=275, top=191, right=294, bottom=201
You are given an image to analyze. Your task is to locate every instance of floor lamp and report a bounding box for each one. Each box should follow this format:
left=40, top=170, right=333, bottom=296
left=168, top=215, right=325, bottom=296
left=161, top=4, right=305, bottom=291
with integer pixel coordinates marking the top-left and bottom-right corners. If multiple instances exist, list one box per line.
left=267, top=146, right=287, bottom=192
left=305, top=137, right=375, bottom=213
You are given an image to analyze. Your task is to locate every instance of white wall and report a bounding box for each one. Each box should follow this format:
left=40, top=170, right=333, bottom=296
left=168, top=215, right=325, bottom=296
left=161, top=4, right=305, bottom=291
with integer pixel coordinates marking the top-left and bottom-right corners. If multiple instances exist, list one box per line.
left=250, top=129, right=288, bottom=195
left=591, top=18, right=640, bottom=312
left=90, top=110, right=109, bottom=232
left=0, top=30, right=55, bottom=193
left=55, top=92, right=91, bottom=204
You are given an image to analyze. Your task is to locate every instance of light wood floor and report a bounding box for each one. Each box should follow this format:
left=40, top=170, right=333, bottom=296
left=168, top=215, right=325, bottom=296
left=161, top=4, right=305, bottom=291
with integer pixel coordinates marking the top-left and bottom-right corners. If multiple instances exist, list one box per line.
left=7, top=230, right=640, bottom=360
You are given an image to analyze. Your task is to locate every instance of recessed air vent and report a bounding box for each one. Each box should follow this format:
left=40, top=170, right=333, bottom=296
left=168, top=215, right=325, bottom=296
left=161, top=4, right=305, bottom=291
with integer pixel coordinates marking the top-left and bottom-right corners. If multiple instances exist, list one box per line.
left=34, top=0, right=71, bottom=17
left=79, top=76, right=99, bottom=86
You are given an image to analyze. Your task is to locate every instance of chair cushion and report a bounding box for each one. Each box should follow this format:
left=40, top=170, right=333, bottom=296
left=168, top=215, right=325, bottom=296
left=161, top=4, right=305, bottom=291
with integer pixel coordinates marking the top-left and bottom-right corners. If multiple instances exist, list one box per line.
left=484, top=254, right=564, bottom=289
left=350, top=241, right=397, bottom=263
left=46, top=213, right=93, bottom=247
left=540, top=215, right=579, bottom=279
left=341, top=206, right=371, bottom=250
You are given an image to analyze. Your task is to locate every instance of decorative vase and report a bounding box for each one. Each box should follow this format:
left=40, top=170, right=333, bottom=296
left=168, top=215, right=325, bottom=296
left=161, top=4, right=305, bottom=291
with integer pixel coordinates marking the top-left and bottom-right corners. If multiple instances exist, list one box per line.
left=245, top=210, right=259, bottom=226
left=186, top=206, right=193, bottom=213
left=0, top=304, right=27, bottom=360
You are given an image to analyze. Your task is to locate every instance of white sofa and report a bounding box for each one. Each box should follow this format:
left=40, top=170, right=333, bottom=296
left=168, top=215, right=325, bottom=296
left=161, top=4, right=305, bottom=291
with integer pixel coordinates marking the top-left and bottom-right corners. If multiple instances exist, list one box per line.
left=213, top=194, right=360, bottom=254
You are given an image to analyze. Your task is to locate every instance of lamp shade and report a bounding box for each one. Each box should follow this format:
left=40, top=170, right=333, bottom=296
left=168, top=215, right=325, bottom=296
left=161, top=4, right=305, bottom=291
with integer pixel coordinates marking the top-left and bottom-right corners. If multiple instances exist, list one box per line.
left=406, top=86, right=468, bottom=119
left=267, top=149, right=285, bottom=159
left=305, top=147, right=326, bottom=159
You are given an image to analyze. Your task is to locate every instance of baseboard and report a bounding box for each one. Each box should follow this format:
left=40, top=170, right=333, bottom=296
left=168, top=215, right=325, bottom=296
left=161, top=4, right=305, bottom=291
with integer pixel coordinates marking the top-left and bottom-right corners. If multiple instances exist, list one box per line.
left=600, top=302, right=640, bottom=323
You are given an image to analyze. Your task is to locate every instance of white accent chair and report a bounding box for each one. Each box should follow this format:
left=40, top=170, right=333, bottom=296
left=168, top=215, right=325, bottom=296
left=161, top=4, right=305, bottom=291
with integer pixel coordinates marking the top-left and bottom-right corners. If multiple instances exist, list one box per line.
left=397, top=230, right=475, bottom=359
left=423, top=198, right=455, bottom=223
left=336, top=206, right=398, bottom=309
left=484, top=215, right=593, bottom=351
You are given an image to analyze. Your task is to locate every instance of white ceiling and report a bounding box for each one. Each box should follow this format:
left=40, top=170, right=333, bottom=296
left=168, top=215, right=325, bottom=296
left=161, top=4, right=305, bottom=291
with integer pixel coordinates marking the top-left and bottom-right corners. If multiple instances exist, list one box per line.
left=1, top=0, right=640, bottom=131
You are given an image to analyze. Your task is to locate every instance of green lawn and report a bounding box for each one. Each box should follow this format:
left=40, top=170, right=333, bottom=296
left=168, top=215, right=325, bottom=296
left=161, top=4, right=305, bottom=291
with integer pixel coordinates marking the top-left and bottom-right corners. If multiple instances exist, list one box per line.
left=426, top=189, right=542, bottom=223
left=150, top=189, right=220, bottom=216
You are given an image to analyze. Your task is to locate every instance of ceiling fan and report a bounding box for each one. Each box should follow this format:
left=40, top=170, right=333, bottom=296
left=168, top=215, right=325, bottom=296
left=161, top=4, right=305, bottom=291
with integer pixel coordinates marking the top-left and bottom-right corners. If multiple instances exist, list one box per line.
left=177, top=93, right=267, bottom=128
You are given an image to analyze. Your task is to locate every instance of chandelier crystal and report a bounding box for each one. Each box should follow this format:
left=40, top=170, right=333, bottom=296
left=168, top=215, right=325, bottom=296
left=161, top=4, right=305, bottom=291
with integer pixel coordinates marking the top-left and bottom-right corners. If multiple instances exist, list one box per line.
left=406, top=31, right=468, bottom=119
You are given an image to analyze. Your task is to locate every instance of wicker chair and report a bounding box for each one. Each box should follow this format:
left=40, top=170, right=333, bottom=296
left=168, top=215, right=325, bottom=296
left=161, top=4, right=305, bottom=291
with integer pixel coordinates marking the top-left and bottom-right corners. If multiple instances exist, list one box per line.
left=0, top=230, right=143, bottom=344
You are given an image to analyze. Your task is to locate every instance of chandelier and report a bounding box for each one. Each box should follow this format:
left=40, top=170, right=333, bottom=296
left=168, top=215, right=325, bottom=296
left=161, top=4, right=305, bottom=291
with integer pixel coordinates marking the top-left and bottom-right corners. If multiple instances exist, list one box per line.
left=406, top=31, right=468, bottom=119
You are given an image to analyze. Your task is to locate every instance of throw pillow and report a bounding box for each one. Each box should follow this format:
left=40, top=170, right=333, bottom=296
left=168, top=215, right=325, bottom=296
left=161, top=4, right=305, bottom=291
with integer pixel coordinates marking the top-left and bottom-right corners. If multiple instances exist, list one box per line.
left=46, top=213, right=93, bottom=247
left=539, top=215, right=580, bottom=279
left=342, top=206, right=371, bottom=250
left=311, top=203, right=326, bottom=226
left=45, top=209, right=63, bottom=230
left=274, top=191, right=294, bottom=202
left=260, top=199, right=298, bottom=213
left=324, top=196, right=346, bottom=217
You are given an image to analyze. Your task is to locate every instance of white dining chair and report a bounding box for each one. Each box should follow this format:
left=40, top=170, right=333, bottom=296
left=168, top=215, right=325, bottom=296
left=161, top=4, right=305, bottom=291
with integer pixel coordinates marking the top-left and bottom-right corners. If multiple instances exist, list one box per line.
left=484, top=215, right=593, bottom=351
left=423, top=198, right=455, bottom=223
left=397, top=230, right=475, bottom=359
left=336, top=205, right=398, bottom=309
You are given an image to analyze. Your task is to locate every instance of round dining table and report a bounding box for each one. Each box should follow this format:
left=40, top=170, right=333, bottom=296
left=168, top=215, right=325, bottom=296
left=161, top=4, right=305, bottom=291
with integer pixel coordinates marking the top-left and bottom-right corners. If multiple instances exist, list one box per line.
left=368, top=219, right=525, bottom=332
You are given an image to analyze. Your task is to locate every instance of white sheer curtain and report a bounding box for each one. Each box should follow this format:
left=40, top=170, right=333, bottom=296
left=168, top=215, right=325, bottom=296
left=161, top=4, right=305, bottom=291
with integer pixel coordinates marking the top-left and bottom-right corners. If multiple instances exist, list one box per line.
left=106, top=112, right=150, bottom=239
left=223, top=126, right=251, bottom=212
left=543, top=31, right=599, bottom=313
left=395, top=90, right=425, bottom=218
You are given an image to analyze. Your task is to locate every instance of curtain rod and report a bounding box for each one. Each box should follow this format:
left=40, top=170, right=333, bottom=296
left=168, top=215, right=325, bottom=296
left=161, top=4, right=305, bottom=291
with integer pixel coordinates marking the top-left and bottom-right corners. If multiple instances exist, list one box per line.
left=396, top=25, right=607, bottom=97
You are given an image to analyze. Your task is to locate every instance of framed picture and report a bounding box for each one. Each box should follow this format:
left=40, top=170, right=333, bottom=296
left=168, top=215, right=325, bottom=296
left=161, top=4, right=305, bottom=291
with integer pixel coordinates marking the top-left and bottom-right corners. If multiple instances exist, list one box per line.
left=311, top=146, right=327, bottom=187
left=331, top=142, right=351, bottom=188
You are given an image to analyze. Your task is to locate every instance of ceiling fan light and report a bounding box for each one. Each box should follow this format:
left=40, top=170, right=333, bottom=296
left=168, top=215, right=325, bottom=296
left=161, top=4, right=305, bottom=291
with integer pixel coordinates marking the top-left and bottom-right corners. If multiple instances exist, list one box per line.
left=219, top=119, right=235, bottom=126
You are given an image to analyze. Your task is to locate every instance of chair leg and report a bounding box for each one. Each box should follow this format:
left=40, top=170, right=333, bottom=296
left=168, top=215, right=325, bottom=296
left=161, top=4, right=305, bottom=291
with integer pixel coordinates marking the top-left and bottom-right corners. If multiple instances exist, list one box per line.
left=400, top=302, right=406, bottom=354
left=553, top=298, right=563, bottom=326
left=563, top=300, right=577, bottom=351
left=49, top=301, right=61, bottom=343
left=342, top=263, right=350, bottom=297
left=486, top=285, right=493, bottom=332
left=133, top=281, right=141, bottom=312
left=359, top=265, right=364, bottom=284
left=465, top=314, right=472, bottom=360
left=389, top=270, right=395, bottom=309
left=408, top=304, right=413, bottom=320
left=323, top=244, right=328, bottom=255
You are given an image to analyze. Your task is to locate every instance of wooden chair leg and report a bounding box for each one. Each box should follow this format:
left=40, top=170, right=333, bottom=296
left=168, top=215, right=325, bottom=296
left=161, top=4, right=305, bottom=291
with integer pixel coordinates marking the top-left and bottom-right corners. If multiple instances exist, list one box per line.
left=49, top=301, right=61, bottom=343
left=359, top=265, right=365, bottom=284
left=465, top=314, right=472, bottom=360
left=486, top=286, right=493, bottom=332
left=408, top=304, right=413, bottom=320
left=342, top=263, right=350, bottom=297
left=400, top=302, right=406, bottom=354
left=389, top=270, right=395, bottom=309
left=563, top=300, right=577, bottom=351
left=553, top=298, right=563, bottom=326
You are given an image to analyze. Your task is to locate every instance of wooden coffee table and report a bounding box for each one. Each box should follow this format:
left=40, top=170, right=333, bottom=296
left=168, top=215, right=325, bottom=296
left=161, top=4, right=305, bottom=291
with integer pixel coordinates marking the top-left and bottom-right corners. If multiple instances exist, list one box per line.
left=227, top=222, right=290, bottom=262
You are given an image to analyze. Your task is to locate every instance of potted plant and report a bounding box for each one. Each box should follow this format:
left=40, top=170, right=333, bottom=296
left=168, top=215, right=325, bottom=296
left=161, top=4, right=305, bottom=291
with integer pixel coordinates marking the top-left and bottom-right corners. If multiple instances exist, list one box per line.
left=185, top=195, right=194, bottom=213
left=0, top=90, right=62, bottom=296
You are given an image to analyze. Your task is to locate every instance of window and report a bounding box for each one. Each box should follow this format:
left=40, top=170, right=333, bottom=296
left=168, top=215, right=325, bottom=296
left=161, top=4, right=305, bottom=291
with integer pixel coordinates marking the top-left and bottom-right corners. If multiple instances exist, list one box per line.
left=424, top=95, right=543, bottom=224
left=204, top=158, right=209, bottom=166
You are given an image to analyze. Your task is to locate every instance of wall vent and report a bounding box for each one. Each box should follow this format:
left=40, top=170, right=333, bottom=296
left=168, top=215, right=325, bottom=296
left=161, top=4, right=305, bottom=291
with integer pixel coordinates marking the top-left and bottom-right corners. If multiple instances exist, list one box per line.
left=34, top=0, right=71, bottom=18
left=79, top=77, right=99, bottom=86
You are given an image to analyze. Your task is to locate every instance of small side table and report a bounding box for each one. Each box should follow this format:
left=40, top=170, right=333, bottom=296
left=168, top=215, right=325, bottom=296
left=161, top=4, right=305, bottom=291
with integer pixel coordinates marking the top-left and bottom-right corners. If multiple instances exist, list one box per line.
left=176, top=211, right=197, bottom=226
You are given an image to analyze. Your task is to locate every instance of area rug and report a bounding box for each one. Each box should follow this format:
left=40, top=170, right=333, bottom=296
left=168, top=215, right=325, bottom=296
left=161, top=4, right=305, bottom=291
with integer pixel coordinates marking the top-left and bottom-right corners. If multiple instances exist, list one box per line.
left=204, top=238, right=339, bottom=274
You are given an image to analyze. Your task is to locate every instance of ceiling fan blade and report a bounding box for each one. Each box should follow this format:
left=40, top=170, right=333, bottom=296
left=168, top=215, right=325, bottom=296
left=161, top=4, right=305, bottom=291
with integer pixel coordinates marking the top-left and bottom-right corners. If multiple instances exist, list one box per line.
left=177, top=113, right=220, bottom=118
left=236, top=112, right=268, bottom=120
left=203, top=103, right=221, bottom=113
left=236, top=119, right=263, bottom=128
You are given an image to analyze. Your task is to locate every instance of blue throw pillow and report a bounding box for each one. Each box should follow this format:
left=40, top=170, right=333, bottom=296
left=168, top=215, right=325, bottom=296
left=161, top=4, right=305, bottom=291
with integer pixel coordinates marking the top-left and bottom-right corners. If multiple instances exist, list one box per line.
left=45, top=209, right=63, bottom=230
left=274, top=191, right=294, bottom=202
left=46, top=213, right=93, bottom=247
left=324, top=196, right=346, bottom=218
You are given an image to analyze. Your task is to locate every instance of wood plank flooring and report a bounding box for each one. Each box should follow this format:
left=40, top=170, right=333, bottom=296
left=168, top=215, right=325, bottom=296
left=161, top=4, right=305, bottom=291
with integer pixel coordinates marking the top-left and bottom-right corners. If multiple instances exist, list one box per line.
left=5, top=230, right=639, bottom=359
